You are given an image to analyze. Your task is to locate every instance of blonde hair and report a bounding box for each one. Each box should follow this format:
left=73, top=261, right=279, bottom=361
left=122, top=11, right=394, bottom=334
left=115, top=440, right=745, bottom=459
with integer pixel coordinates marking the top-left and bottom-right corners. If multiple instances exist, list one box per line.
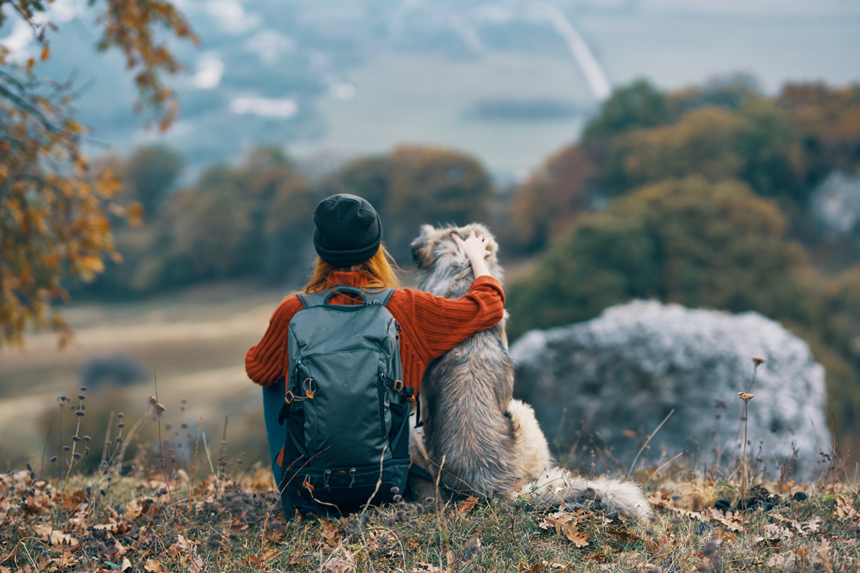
left=293, top=244, right=402, bottom=298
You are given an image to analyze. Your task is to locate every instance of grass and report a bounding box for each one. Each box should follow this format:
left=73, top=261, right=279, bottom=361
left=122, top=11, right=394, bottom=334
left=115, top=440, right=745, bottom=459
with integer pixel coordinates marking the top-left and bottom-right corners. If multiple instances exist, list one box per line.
left=2, top=456, right=860, bottom=572
left=2, top=382, right=860, bottom=573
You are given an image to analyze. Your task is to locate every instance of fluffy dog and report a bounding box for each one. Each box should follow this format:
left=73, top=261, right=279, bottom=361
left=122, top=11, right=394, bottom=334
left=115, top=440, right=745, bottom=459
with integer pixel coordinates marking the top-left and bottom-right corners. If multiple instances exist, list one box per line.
left=408, top=223, right=648, bottom=519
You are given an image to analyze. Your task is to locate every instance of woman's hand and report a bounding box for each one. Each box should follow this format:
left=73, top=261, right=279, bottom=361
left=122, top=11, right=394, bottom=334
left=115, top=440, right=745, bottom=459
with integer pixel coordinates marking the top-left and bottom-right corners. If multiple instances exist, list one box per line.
left=452, top=230, right=492, bottom=278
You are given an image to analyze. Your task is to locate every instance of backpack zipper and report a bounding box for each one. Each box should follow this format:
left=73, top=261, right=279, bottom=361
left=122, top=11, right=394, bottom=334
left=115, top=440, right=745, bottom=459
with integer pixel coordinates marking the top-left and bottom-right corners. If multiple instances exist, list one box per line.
left=377, top=374, right=386, bottom=440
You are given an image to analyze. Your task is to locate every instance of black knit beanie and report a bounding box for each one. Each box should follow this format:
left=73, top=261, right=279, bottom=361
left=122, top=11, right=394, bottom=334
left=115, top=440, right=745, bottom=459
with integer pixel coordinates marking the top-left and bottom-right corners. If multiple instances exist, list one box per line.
left=313, top=194, right=383, bottom=267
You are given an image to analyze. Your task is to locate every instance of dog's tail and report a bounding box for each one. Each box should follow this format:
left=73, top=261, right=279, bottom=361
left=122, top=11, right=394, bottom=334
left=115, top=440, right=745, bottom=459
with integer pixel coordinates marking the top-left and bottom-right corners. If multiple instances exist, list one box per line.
left=517, top=468, right=650, bottom=519
left=507, top=399, right=649, bottom=520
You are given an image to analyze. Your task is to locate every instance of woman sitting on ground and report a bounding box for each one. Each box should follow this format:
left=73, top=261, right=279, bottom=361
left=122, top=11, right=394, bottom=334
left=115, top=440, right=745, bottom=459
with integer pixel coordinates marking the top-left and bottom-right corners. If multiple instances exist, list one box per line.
left=245, top=193, right=504, bottom=490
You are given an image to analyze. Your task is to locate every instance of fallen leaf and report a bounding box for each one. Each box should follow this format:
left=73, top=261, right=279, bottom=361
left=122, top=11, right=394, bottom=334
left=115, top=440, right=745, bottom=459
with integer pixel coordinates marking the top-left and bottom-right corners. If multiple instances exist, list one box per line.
left=766, top=549, right=809, bottom=569
left=563, top=528, right=589, bottom=547
left=144, top=561, right=166, bottom=573
left=321, top=550, right=355, bottom=573
left=709, top=508, right=744, bottom=531
left=121, top=557, right=132, bottom=572
left=47, top=553, right=78, bottom=568
left=126, top=500, right=142, bottom=519
left=837, top=496, right=858, bottom=521
left=230, top=514, right=249, bottom=533
left=240, top=548, right=279, bottom=569
left=33, top=524, right=79, bottom=549
left=321, top=521, right=341, bottom=549
left=812, top=540, right=834, bottom=573
left=458, top=495, right=479, bottom=514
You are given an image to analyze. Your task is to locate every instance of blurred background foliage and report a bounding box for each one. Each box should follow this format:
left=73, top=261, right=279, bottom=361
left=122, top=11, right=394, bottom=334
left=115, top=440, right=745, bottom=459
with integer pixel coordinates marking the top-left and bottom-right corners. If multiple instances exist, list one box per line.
left=68, top=77, right=860, bottom=441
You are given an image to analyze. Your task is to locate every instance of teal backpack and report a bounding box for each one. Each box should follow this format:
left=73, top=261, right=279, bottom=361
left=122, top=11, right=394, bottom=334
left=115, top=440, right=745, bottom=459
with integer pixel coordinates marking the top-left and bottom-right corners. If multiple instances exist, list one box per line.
left=277, top=285, right=414, bottom=517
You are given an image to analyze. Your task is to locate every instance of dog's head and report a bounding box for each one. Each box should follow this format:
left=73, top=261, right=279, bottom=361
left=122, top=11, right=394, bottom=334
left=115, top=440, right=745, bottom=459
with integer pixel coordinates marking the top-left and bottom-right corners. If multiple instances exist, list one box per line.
left=410, top=223, right=503, bottom=299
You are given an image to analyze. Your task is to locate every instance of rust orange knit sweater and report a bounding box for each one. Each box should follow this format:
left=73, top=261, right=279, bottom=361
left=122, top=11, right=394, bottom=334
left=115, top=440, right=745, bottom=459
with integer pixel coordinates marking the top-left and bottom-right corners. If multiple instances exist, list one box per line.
left=245, top=271, right=505, bottom=394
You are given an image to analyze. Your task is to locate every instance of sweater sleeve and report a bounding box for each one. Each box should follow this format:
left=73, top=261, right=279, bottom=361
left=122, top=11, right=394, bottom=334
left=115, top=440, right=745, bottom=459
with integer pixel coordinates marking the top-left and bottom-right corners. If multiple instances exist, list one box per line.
left=391, top=275, right=505, bottom=363
left=245, top=297, right=302, bottom=387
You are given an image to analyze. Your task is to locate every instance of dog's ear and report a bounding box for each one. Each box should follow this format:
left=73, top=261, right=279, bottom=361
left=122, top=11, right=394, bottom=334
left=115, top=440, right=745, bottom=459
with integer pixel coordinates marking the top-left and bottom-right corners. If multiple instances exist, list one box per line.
left=411, top=225, right=438, bottom=270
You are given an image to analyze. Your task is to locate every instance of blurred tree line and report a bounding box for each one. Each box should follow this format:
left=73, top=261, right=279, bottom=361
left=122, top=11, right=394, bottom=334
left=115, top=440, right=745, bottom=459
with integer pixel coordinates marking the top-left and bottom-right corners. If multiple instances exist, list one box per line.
left=77, top=78, right=860, bottom=439
left=77, top=144, right=493, bottom=295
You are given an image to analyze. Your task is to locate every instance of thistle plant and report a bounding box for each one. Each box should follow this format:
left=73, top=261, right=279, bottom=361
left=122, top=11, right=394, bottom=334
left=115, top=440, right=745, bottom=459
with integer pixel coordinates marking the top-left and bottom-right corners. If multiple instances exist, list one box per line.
left=738, top=357, right=765, bottom=504
left=62, top=387, right=91, bottom=487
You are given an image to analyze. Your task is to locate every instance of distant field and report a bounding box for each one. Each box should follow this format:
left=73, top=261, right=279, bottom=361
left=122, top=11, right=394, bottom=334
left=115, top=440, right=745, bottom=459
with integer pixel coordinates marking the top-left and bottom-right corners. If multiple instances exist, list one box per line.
left=0, top=280, right=288, bottom=465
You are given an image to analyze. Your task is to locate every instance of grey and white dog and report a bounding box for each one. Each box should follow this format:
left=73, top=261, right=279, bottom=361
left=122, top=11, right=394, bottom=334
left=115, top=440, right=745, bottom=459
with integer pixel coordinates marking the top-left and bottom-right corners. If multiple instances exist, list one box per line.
left=409, top=223, right=649, bottom=519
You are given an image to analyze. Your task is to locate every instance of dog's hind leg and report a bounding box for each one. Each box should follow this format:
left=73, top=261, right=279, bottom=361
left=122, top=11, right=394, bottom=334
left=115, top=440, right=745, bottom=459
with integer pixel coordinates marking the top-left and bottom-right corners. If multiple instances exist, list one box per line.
left=506, top=399, right=552, bottom=485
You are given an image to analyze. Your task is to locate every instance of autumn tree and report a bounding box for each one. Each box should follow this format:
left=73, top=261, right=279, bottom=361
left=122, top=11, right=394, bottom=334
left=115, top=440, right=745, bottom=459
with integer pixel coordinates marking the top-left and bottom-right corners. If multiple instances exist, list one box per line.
left=0, top=0, right=197, bottom=346
left=78, top=147, right=318, bottom=293
left=506, top=177, right=816, bottom=340
left=505, top=146, right=594, bottom=253
left=323, top=145, right=495, bottom=263
left=580, top=79, right=671, bottom=145
left=777, top=82, right=860, bottom=187
left=598, top=99, right=806, bottom=202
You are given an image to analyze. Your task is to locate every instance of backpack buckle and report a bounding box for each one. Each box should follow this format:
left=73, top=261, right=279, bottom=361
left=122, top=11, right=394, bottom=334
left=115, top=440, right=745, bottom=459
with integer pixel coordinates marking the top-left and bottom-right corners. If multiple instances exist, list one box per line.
left=285, top=391, right=295, bottom=405
left=393, top=379, right=404, bottom=392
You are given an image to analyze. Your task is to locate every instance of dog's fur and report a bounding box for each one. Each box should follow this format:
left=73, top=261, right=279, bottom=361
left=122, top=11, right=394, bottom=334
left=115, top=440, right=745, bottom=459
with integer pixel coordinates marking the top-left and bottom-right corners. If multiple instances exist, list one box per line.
left=408, top=223, right=649, bottom=519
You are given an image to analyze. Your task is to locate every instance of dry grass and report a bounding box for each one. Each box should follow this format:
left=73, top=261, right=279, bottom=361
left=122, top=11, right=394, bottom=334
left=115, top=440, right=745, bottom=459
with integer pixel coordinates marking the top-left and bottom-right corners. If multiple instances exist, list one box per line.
left=1, top=384, right=859, bottom=573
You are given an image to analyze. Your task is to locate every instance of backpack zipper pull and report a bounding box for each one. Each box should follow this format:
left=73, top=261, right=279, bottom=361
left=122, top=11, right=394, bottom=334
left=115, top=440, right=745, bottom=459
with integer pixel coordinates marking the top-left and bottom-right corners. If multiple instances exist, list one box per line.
left=349, top=469, right=356, bottom=488
left=323, top=470, right=331, bottom=492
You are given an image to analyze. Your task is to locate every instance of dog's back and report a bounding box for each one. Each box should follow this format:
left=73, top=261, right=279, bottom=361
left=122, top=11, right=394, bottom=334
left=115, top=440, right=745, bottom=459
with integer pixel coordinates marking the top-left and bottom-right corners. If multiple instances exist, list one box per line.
left=421, top=325, right=521, bottom=496
left=410, top=224, right=648, bottom=519
left=411, top=223, right=535, bottom=496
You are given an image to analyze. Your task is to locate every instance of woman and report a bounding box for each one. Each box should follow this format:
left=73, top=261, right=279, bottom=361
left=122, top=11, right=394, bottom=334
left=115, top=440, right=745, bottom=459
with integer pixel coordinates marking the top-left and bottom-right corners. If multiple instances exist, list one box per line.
left=245, top=193, right=505, bottom=488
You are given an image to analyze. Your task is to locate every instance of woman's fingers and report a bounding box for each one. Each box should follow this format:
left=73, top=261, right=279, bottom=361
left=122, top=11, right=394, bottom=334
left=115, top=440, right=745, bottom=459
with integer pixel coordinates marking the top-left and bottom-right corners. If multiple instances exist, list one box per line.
left=453, top=230, right=491, bottom=259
